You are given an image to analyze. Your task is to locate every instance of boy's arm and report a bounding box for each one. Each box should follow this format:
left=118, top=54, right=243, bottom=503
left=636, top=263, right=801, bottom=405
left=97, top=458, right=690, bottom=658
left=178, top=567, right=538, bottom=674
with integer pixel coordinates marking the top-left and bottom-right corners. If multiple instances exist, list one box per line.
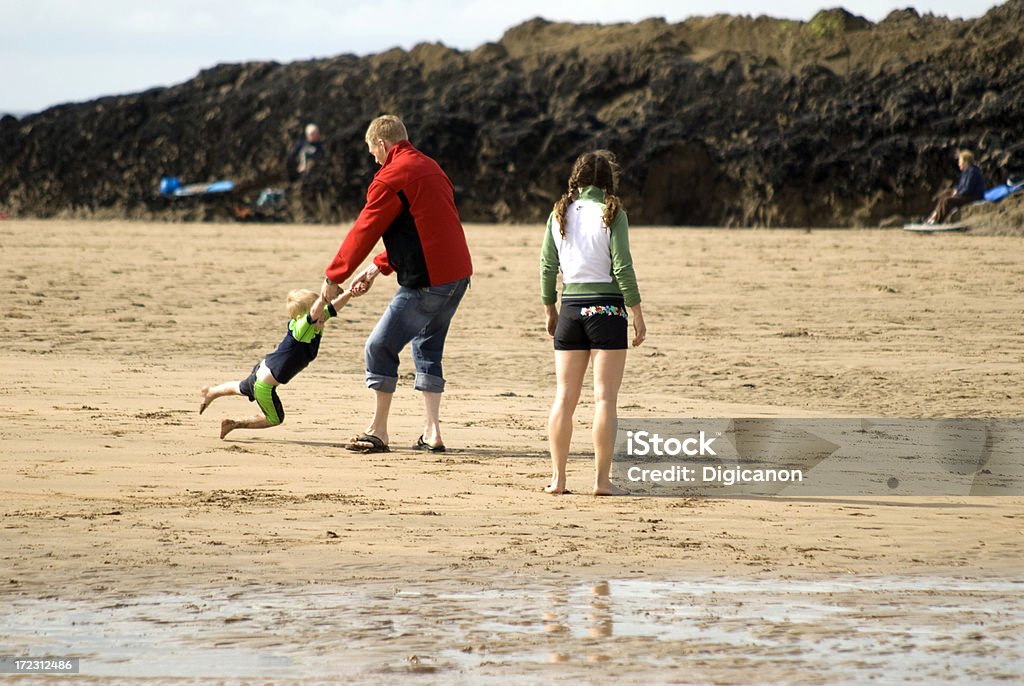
left=324, top=290, right=353, bottom=322
left=307, top=289, right=352, bottom=331
left=291, top=313, right=319, bottom=342
left=333, top=290, right=358, bottom=311
left=309, top=286, right=350, bottom=329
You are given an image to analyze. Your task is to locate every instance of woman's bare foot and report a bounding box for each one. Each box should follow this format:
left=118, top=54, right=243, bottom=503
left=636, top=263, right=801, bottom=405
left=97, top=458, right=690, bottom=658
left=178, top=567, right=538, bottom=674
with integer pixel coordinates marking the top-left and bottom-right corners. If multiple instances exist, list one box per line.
left=544, top=477, right=569, bottom=495
left=199, top=386, right=212, bottom=414
left=593, top=482, right=629, bottom=496
left=220, top=419, right=237, bottom=439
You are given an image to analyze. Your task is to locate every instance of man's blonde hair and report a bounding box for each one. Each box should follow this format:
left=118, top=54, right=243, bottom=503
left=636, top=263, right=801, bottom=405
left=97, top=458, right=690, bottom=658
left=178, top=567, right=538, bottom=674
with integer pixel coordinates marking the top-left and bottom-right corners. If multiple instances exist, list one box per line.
left=958, top=150, right=975, bottom=165
left=365, top=115, right=408, bottom=145
left=287, top=289, right=319, bottom=319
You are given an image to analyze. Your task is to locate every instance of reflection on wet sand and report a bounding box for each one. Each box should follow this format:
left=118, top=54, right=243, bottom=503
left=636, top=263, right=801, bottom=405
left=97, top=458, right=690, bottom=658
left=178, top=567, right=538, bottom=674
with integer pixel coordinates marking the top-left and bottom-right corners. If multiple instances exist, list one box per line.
left=588, top=580, right=614, bottom=665
left=547, top=580, right=614, bottom=663
left=2, top=576, right=1023, bottom=682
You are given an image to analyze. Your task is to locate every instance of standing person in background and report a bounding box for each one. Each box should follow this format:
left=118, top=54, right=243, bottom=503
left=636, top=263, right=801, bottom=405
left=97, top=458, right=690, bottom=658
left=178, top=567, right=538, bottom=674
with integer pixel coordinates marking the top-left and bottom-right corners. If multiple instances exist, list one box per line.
left=313, top=115, right=472, bottom=454
left=927, top=149, right=985, bottom=224
left=540, top=150, right=646, bottom=496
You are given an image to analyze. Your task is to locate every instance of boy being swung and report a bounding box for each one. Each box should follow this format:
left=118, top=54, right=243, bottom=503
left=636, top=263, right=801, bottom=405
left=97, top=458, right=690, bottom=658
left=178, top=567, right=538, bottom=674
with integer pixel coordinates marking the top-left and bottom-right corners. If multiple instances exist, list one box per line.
left=200, top=287, right=353, bottom=438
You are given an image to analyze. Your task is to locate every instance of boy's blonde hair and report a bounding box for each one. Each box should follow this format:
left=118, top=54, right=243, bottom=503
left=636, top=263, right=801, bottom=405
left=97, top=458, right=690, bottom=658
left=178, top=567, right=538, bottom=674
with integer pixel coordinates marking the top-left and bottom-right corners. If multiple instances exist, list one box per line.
left=287, top=289, right=319, bottom=319
left=365, top=115, right=408, bottom=145
left=958, top=150, right=975, bottom=165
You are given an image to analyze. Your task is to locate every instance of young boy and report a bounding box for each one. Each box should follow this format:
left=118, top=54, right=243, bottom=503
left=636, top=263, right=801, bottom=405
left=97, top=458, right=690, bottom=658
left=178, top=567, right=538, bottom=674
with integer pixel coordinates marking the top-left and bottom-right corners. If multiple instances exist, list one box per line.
left=200, top=288, right=351, bottom=438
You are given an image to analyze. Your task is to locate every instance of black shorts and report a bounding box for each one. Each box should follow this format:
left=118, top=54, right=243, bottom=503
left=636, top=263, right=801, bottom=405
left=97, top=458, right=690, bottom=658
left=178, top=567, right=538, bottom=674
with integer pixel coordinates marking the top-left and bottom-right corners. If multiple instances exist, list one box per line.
left=554, top=299, right=628, bottom=351
left=239, top=363, right=285, bottom=424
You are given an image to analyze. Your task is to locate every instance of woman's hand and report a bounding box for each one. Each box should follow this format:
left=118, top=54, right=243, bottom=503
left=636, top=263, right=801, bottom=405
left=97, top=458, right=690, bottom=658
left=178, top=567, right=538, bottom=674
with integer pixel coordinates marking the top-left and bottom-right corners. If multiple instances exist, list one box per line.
left=545, top=304, right=558, bottom=337
left=630, top=305, right=646, bottom=347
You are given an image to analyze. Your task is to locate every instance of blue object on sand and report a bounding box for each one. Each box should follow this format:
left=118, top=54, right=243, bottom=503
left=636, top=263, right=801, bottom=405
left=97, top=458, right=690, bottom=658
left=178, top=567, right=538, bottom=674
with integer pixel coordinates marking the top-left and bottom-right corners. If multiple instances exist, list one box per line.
left=159, top=177, right=235, bottom=198
left=159, top=176, right=182, bottom=195
left=203, top=180, right=235, bottom=194
left=985, top=185, right=1011, bottom=202
left=983, top=180, right=1024, bottom=203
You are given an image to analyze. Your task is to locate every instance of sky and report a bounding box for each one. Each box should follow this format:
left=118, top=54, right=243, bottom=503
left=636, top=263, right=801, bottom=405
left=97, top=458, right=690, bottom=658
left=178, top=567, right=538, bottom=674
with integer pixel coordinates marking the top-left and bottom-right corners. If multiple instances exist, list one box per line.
left=1, top=0, right=1004, bottom=114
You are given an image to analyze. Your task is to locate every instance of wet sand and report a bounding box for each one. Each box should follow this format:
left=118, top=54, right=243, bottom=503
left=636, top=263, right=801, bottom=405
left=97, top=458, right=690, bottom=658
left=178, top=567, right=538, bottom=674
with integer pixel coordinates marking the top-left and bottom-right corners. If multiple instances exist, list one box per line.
left=5, top=576, right=1023, bottom=683
left=2, top=219, right=1023, bottom=682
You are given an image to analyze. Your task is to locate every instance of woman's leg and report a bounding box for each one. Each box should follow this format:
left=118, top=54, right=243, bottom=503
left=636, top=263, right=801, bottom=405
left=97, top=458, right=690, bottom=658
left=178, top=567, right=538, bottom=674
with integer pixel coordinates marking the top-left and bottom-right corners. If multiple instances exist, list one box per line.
left=591, top=348, right=628, bottom=496
left=546, top=350, right=590, bottom=493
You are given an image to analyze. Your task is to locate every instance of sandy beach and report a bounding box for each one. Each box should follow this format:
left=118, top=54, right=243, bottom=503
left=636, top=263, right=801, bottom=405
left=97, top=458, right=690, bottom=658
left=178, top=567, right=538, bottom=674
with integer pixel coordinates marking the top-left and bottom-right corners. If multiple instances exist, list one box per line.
left=2, top=219, right=1023, bottom=683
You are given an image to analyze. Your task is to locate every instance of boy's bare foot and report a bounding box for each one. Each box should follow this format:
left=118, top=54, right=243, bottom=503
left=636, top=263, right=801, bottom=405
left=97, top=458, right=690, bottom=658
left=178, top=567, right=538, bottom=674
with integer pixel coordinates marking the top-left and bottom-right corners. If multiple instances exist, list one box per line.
left=220, top=419, right=237, bottom=439
left=199, top=386, right=212, bottom=414
left=593, top=483, right=630, bottom=496
left=543, top=479, right=570, bottom=494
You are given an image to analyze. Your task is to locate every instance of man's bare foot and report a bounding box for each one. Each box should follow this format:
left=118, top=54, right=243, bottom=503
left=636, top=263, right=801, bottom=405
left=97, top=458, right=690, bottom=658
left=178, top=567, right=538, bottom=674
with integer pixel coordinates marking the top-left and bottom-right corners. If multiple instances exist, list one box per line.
left=593, top=483, right=630, bottom=496
left=220, top=419, right=237, bottom=439
left=543, top=479, right=570, bottom=494
left=199, top=386, right=212, bottom=414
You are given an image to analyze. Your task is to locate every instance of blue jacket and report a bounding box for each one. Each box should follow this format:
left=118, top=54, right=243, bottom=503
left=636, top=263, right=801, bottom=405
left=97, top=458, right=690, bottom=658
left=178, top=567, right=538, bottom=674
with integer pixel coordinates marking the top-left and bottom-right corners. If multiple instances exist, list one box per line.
left=955, top=164, right=985, bottom=201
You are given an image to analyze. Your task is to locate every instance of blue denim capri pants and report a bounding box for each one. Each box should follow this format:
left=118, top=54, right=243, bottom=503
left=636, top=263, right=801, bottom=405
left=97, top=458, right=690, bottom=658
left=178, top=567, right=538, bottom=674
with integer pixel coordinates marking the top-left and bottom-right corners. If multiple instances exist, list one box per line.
left=364, top=277, right=469, bottom=394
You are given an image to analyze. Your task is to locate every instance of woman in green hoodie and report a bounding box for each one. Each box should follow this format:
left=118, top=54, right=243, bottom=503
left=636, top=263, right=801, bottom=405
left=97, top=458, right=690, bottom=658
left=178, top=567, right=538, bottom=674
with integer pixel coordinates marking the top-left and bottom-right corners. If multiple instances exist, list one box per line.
left=540, top=150, right=646, bottom=496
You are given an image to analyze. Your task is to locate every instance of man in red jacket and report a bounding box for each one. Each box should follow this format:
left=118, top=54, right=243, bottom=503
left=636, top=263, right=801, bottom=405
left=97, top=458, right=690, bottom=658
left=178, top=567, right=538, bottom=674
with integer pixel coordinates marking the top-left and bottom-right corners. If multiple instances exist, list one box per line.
left=315, top=115, right=472, bottom=453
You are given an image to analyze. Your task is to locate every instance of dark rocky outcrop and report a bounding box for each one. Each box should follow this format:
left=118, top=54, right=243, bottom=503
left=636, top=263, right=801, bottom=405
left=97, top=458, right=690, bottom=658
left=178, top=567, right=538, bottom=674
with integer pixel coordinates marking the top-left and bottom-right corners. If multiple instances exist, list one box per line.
left=3, top=2, right=1024, bottom=227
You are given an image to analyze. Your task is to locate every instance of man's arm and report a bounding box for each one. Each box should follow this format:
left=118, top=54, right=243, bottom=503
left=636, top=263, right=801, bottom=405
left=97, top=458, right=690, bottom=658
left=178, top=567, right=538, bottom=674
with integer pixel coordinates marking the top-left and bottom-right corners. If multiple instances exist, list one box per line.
left=372, top=251, right=393, bottom=276
left=325, top=179, right=403, bottom=284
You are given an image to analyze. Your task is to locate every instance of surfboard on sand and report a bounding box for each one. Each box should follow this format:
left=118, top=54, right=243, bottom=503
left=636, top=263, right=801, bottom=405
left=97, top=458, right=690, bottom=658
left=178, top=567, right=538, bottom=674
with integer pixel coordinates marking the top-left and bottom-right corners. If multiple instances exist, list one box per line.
left=159, top=176, right=234, bottom=198
left=902, top=222, right=968, bottom=233
left=173, top=180, right=234, bottom=197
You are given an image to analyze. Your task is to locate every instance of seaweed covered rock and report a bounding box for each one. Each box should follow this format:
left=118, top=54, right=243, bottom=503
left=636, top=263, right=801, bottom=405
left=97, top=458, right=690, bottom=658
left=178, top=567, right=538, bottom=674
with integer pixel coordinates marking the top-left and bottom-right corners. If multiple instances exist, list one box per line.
left=2, top=1, right=1024, bottom=227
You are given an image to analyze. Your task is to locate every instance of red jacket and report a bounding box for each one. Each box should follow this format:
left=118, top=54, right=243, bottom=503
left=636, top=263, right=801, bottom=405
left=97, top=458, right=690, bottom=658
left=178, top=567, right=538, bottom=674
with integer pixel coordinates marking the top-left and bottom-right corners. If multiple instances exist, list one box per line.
left=325, top=141, right=473, bottom=288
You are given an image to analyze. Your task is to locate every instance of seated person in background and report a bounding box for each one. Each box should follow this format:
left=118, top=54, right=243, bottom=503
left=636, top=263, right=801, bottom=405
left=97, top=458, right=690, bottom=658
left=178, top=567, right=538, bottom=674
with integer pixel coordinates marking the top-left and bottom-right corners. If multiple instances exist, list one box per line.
left=286, top=123, right=325, bottom=181
left=927, top=150, right=985, bottom=224
left=232, top=123, right=324, bottom=220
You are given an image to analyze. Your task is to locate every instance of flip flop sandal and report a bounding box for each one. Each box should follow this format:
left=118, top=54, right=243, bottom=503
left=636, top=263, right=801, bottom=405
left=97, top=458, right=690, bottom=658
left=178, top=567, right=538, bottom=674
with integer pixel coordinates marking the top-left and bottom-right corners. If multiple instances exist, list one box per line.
left=346, top=433, right=390, bottom=453
left=413, top=435, right=446, bottom=452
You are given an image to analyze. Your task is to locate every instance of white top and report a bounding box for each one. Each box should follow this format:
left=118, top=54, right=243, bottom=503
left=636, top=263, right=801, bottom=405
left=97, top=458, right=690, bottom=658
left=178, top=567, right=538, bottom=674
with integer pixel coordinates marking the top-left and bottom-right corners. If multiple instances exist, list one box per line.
left=550, top=197, right=613, bottom=285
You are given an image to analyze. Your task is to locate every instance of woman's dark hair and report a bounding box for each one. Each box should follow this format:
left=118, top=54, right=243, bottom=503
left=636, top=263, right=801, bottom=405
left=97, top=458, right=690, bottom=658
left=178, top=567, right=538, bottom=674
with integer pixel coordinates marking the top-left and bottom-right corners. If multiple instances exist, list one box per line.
left=552, top=150, right=623, bottom=237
